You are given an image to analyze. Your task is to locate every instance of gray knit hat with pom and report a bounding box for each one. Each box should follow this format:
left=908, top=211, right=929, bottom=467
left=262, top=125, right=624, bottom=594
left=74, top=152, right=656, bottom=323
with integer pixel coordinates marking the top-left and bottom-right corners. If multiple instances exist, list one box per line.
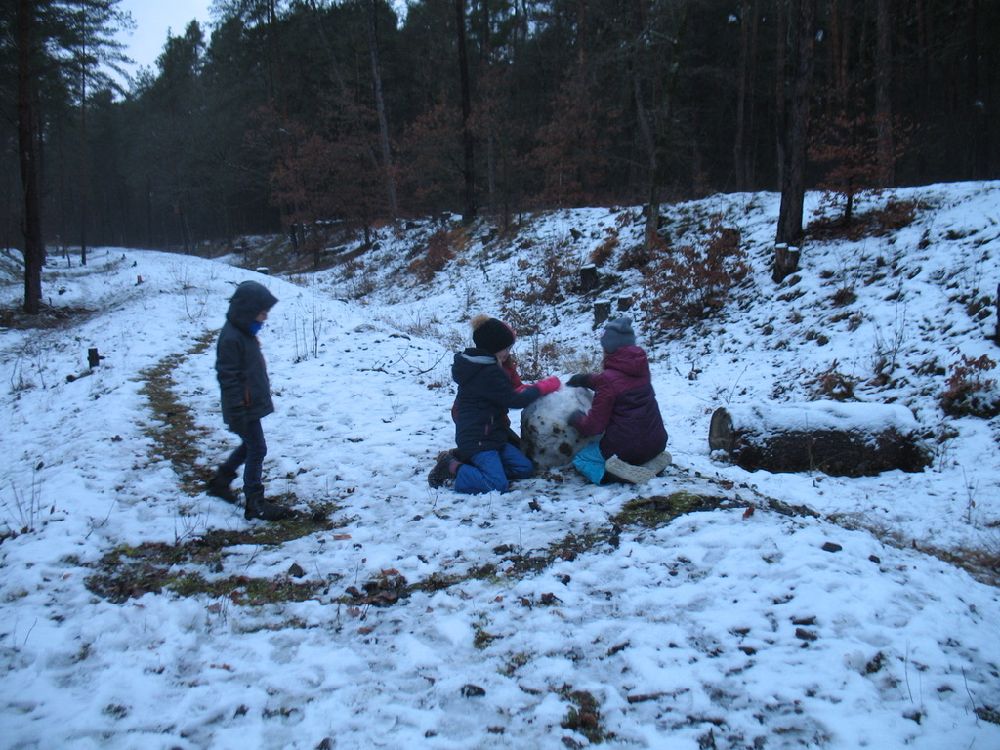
left=600, top=317, right=636, bottom=353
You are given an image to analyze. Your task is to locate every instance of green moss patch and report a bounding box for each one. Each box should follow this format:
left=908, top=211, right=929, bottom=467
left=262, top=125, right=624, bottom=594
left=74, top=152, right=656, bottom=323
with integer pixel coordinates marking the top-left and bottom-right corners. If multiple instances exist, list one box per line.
left=612, top=492, right=734, bottom=528
left=138, top=330, right=217, bottom=494
left=86, top=504, right=339, bottom=604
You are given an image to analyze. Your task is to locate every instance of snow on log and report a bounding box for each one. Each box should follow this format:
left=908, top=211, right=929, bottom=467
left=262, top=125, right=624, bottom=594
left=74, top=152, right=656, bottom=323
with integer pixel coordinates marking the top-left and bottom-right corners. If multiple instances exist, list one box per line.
left=708, top=400, right=930, bottom=477
left=521, top=387, right=595, bottom=468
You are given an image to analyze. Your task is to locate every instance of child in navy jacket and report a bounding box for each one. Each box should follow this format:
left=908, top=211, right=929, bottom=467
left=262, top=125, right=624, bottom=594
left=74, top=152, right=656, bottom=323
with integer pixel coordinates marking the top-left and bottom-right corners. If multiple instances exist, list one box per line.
left=429, top=316, right=561, bottom=493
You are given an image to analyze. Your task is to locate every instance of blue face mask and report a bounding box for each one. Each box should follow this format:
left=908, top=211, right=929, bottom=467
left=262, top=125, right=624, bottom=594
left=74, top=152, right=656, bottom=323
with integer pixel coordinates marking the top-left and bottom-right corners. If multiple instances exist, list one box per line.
left=250, top=321, right=264, bottom=335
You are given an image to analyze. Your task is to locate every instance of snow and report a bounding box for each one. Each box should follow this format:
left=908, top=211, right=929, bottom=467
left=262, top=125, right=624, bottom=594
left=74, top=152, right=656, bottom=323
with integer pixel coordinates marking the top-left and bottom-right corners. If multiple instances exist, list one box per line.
left=1, top=182, right=999, bottom=749
left=721, top=400, right=920, bottom=434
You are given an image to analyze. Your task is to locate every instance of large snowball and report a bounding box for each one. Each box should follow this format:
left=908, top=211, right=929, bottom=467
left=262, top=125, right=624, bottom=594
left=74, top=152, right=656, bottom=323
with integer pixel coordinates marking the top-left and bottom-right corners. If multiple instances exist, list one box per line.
left=520, top=386, right=595, bottom=468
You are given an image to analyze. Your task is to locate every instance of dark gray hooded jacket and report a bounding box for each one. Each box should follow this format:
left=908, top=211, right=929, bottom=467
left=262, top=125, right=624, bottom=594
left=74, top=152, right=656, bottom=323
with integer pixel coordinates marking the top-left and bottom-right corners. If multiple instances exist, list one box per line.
left=216, top=280, right=278, bottom=428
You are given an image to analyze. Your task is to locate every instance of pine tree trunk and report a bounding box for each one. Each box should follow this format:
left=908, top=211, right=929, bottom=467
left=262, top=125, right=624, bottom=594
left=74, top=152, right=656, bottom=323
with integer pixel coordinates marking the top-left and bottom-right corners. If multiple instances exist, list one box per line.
left=17, top=0, right=43, bottom=314
left=481, top=0, right=496, bottom=215
left=875, top=0, right=895, bottom=186
left=79, top=54, right=89, bottom=267
left=367, top=0, right=398, bottom=219
left=734, top=0, right=752, bottom=190
left=455, top=0, right=476, bottom=223
left=774, top=0, right=816, bottom=280
left=966, top=0, right=988, bottom=177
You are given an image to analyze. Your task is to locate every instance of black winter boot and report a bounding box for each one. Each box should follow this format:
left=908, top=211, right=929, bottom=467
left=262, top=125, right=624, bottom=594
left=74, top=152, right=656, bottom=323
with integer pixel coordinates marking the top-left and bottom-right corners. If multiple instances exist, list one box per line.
left=206, top=470, right=239, bottom=503
left=244, top=492, right=295, bottom=521
left=428, top=450, right=459, bottom=488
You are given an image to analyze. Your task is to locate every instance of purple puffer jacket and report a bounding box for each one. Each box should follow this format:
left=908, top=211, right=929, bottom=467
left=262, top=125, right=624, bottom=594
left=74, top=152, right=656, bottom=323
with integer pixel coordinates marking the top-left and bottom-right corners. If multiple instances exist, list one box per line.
left=572, top=345, right=667, bottom=464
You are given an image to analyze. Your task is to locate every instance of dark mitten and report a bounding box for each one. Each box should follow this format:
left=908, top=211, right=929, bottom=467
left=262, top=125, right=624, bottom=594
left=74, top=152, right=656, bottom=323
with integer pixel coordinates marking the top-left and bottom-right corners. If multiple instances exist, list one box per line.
left=568, top=409, right=585, bottom=431
left=567, top=373, right=591, bottom=389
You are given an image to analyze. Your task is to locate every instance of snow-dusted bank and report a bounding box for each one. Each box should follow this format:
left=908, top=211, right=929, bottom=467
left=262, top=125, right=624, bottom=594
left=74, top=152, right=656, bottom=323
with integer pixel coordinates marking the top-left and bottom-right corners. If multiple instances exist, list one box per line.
left=1, top=182, right=998, bottom=748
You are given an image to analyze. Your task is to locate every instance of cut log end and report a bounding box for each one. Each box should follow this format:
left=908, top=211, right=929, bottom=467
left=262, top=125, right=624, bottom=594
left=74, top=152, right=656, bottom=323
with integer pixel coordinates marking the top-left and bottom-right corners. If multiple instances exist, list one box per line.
left=708, top=407, right=734, bottom=452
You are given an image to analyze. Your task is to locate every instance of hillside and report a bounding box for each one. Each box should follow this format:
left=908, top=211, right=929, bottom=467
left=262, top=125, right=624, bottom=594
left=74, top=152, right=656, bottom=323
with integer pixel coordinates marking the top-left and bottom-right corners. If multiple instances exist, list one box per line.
left=1, top=182, right=998, bottom=749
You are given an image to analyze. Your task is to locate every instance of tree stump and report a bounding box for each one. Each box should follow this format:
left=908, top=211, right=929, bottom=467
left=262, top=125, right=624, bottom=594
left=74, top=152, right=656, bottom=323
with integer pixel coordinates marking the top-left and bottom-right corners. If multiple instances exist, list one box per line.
left=593, top=300, right=611, bottom=329
left=521, top=387, right=594, bottom=468
left=772, top=243, right=801, bottom=283
left=708, top=401, right=930, bottom=477
left=580, top=264, right=598, bottom=293
left=617, top=294, right=634, bottom=312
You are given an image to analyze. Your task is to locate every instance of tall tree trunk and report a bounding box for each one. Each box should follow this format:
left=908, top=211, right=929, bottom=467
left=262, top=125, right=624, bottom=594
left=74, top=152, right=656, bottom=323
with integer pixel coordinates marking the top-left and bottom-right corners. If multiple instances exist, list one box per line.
left=630, top=0, right=658, bottom=249
left=16, top=0, right=43, bottom=314
left=266, top=0, right=277, bottom=104
left=734, top=0, right=753, bottom=190
left=632, top=1, right=686, bottom=249
left=774, top=0, right=816, bottom=280
left=367, top=0, right=398, bottom=219
left=745, top=4, right=760, bottom=188
left=482, top=0, right=496, bottom=215
left=832, top=0, right=851, bottom=109
left=178, top=198, right=191, bottom=254
left=79, top=47, right=89, bottom=266
left=145, top=174, right=153, bottom=248
left=966, top=0, right=988, bottom=177
left=773, top=0, right=787, bottom=190
left=455, top=0, right=476, bottom=223
left=875, top=0, right=894, bottom=185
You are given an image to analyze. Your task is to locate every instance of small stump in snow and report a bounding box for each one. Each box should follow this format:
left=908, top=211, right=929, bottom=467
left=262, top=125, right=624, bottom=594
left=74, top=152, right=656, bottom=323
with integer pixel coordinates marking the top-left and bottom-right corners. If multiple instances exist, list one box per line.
left=521, top=387, right=594, bottom=468
left=709, top=400, right=931, bottom=477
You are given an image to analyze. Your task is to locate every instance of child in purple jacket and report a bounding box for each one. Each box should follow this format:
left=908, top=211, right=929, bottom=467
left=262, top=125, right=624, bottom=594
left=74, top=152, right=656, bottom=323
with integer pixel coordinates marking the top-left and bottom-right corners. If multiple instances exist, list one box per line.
left=567, top=317, right=669, bottom=483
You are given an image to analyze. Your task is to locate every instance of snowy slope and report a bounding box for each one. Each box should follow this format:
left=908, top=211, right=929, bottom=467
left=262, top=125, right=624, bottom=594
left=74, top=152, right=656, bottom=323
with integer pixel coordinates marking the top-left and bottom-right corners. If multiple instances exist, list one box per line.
left=1, top=182, right=998, bottom=749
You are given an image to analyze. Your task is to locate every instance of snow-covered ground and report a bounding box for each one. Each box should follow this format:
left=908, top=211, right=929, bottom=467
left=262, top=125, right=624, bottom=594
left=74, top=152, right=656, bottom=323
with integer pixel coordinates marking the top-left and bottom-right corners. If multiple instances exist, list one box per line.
left=1, top=182, right=998, bottom=749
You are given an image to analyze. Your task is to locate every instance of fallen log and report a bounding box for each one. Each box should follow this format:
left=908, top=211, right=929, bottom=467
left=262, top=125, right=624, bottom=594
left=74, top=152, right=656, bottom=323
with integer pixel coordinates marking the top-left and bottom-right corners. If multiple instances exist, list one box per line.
left=708, top=400, right=930, bottom=477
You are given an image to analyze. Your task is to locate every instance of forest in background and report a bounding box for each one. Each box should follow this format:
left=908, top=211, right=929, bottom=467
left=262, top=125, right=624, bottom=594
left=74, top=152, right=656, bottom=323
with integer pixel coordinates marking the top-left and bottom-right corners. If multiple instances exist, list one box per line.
left=2, top=0, right=998, bottom=260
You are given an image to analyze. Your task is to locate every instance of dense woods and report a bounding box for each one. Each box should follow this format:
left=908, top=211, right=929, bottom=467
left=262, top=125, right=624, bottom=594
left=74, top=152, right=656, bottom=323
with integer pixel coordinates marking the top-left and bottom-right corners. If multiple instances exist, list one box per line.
left=3, top=0, right=999, bottom=268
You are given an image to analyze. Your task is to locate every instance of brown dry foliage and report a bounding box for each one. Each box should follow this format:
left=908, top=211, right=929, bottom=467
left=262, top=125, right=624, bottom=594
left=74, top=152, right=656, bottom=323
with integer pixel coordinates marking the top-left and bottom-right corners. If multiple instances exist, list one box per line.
left=807, top=361, right=857, bottom=401
left=408, top=227, right=468, bottom=283
left=589, top=230, right=620, bottom=267
left=643, top=216, right=747, bottom=329
left=808, top=199, right=924, bottom=242
left=941, top=354, right=1000, bottom=418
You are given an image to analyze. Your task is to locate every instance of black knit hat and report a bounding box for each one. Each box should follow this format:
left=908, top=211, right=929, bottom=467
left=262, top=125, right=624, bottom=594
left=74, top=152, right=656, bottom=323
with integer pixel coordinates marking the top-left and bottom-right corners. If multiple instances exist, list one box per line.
left=473, top=317, right=516, bottom=354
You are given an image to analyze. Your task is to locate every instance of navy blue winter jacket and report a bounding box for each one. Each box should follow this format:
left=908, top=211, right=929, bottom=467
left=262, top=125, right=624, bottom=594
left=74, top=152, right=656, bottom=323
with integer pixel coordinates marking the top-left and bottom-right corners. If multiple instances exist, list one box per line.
left=452, top=348, right=544, bottom=459
left=216, top=281, right=278, bottom=429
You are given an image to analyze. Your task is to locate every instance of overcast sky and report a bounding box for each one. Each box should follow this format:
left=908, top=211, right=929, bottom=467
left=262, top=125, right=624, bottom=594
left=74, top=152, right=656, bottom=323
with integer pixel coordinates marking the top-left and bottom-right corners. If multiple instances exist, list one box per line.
left=117, top=0, right=213, bottom=78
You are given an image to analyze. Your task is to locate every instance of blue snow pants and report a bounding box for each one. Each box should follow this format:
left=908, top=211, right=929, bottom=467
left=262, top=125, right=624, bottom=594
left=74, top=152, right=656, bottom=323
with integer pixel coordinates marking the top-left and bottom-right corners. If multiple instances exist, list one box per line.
left=454, top=443, right=534, bottom=494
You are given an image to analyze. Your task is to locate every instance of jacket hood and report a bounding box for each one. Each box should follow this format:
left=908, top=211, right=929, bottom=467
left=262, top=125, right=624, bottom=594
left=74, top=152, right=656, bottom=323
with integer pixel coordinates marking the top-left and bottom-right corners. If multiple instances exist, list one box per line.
left=603, top=345, right=650, bottom=378
left=227, top=281, right=278, bottom=333
left=452, top=348, right=499, bottom=386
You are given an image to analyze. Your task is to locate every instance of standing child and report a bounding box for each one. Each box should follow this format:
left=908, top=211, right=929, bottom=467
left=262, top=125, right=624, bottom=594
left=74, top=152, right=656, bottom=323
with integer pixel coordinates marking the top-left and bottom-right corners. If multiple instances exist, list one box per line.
left=567, top=317, right=670, bottom=484
left=429, top=316, right=562, bottom=493
left=206, top=280, right=293, bottom=521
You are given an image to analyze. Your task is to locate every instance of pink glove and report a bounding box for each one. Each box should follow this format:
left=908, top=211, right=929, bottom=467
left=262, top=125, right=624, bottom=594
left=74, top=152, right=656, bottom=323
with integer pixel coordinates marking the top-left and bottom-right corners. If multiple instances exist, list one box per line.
left=535, top=376, right=562, bottom=396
